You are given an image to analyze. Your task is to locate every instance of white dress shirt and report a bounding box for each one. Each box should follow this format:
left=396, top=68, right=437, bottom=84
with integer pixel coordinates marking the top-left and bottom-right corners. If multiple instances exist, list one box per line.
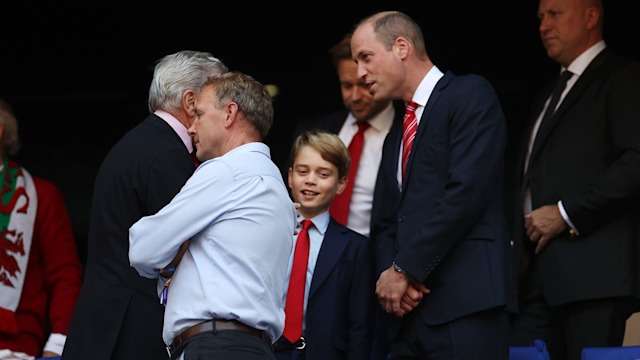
left=129, top=142, right=297, bottom=346
left=338, top=104, right=394, bottom=236
left=397, top=66, right=445, bottom=188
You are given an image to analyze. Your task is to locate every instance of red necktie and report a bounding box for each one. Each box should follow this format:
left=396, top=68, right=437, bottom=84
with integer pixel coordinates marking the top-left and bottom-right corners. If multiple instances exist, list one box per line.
left=401, top=102, right=418, bottom=182
left=283, top=219, right=313, bottom=343
left=330, top=122, right=370, bottom=225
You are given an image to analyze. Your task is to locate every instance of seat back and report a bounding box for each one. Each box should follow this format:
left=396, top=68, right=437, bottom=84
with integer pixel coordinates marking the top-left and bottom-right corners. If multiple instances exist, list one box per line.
left=510, top=339, right=551, bottom=360
left=581, top=345, right=640, bottom=360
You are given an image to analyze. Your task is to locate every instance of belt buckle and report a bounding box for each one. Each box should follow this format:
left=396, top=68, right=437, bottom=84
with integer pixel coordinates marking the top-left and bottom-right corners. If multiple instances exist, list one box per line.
left=295, top=337, right=306, bottom=350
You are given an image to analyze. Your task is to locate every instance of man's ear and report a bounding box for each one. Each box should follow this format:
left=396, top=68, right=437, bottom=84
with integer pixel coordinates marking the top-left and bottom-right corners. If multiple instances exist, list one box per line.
left=585, top=5, right=601, bottom=30
left=394, top=37, right=410, bottom=59
left=223, top=102, right=239, bottom=126
left=183, top=90, right=197, bottom=115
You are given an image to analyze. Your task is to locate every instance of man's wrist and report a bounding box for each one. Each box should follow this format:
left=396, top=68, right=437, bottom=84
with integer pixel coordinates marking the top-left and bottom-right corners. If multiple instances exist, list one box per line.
left=392, top=261, right=409, bottom=277
left=557, top=200, right=580, bottom=237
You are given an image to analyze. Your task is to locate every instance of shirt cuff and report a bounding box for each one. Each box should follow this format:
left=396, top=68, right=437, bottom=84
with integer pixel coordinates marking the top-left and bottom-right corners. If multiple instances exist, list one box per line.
left=557, top=200, right=579, bottom=236
left=43, top=332, right=66, bottom=356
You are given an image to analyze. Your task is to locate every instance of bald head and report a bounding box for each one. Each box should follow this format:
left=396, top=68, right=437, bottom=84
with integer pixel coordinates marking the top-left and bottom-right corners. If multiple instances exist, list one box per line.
left=538, top=0, right=604, bottom=67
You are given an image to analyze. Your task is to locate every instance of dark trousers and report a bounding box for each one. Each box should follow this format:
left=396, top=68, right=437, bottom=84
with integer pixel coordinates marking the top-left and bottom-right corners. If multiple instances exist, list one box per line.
left=372, top=305, right=392, bottom=360
left=175, top=331, right=275, bottom=360
left=511, top=258, right=637, bottom=360
left=273, top=349, right=305, bottom=360
left=391, top=307, right=510, bottom=360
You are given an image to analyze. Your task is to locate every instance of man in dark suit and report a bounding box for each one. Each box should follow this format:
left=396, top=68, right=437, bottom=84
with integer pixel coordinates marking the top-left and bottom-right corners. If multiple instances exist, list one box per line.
left=62, top=51, right=228, bottom=360
left=273, top=130, right=375, bottom=360
left=291, top=32, right=403, bottom=238
left=351, top=11, right=517, bottom=360
left=508, top=0, right=640, bottom=359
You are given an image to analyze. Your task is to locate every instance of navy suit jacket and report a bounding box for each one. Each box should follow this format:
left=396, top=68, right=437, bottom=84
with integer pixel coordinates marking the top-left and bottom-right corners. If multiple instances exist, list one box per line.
left=297, top=218, right=376, bottom=360
left=372, top=72, right=517, bottom=338
left=511, top=48, right=640, bottom=305
left=63, top=114, right=196, bottom=359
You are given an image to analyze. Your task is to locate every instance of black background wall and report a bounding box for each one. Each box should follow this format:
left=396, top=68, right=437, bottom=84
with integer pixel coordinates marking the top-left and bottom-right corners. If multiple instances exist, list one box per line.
left=1, top=1, right=638, bottom=265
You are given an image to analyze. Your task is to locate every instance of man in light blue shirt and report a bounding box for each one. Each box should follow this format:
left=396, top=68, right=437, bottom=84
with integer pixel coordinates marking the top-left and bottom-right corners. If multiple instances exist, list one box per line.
left=129, top=71, right=297, bottom=360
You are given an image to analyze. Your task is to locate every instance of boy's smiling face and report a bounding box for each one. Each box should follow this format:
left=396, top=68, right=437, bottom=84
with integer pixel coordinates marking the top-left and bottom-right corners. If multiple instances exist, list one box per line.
left=288, top=145, right=347, bottom=219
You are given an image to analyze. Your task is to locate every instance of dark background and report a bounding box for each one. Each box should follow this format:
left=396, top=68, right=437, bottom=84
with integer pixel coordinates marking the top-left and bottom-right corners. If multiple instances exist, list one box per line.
left=1, top=2, right=638, bottom=265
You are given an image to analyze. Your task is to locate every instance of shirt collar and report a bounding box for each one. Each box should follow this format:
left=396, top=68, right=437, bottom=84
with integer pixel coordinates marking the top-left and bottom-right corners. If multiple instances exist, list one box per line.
left=565, top=40, right=606, bottom=77
left=411, top=65, right=445, bottom=108
left=154, top=110, right=193, bottom=153
left=345, top=102, right=395, bottom=133
left=300, top=210, right=330, bottom=236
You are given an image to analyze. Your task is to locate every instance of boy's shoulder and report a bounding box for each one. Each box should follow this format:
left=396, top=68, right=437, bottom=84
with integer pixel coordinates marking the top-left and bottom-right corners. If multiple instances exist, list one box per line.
left=327, top=217, right=370, bottom=244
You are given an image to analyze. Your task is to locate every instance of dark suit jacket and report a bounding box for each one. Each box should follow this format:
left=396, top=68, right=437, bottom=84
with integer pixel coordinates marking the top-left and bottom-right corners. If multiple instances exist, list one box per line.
left=286, top=217, right=376, bottom=360
left=372, top=72, right=517, bottom=338
left=63, top=114, right=196, bottom=360
left=511, top=48, right=640, bottom=305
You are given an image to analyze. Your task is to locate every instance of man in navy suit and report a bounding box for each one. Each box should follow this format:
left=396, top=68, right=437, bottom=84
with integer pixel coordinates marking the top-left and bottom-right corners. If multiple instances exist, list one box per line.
left=273, top=130, right=375, bottom=360
left=351, top=11, right=517, bottom=359
left=509, top=0, right=640, bottom=359
left=63, top=51, right=228, bottom=360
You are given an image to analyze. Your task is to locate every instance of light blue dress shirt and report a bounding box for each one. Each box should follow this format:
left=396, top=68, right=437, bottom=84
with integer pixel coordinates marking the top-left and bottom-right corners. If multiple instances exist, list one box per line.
left=128, top=142, right=296, bottom=346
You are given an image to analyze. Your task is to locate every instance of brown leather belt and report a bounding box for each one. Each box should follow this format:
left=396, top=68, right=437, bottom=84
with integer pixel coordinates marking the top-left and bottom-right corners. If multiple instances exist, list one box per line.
left=169, top=319, right=270, bottom=356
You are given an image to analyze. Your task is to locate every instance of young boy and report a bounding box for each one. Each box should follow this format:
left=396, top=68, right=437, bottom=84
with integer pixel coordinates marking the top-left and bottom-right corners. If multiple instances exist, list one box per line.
left=273, top=130, right=375, bottom=360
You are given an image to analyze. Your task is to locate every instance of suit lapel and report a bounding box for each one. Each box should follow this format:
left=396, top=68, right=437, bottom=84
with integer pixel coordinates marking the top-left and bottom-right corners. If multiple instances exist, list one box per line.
left=308, top=219, right=349, bottom=298
left=386, top=101, right=405, bottom=182
left=527, top=49, right=610, bottom=172
left=402, top=72, right=450, bottom=192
